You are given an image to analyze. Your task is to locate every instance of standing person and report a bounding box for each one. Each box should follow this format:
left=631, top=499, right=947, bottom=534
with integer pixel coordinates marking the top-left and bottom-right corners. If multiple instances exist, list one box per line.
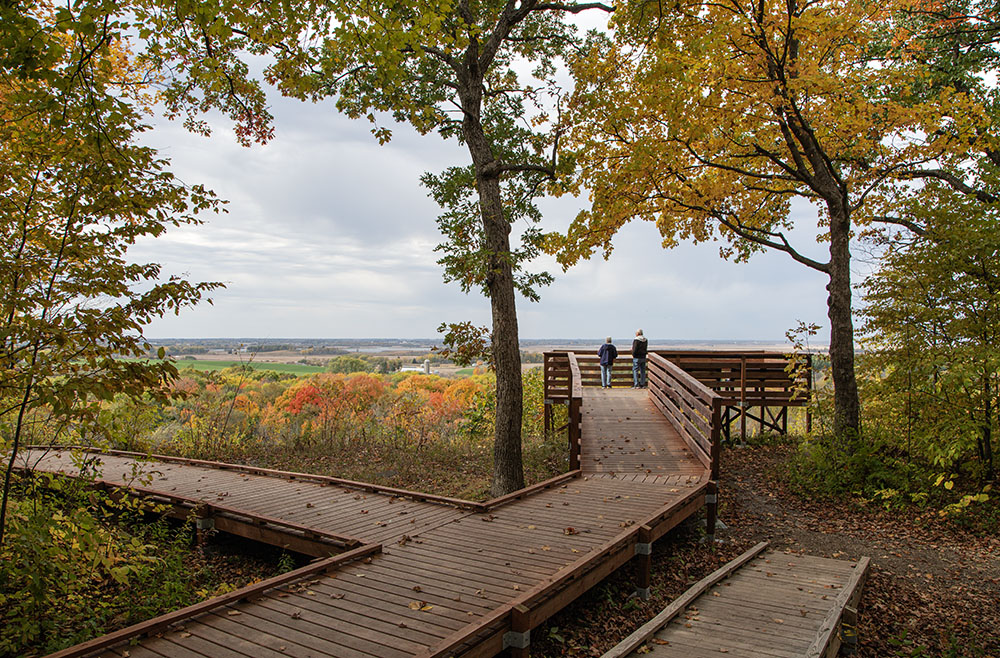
left=598, top=336, right=618, bottom=388
left=632, top=329, right=648, bottom=388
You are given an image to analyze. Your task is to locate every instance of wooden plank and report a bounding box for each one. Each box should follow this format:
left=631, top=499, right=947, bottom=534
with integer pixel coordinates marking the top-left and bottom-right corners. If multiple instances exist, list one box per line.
left=601, top=542, right=769, bottom=658
left=45, top=543, right=382, bottom=658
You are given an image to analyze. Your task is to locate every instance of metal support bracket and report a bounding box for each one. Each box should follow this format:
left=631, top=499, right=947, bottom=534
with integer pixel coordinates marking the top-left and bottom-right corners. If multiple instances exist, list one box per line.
left=634, top=542, right=652, bottom=556
left=195, top=517, right=215, bottom=531
left=633, top=587, right=651, bottom=601
left=503, top=630, right=530, bottom=650
left=705, top=494, right=718, bottom=504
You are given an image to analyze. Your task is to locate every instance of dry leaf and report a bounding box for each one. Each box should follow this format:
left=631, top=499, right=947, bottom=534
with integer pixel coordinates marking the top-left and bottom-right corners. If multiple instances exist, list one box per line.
left=227, top=610, right=242, bottom=616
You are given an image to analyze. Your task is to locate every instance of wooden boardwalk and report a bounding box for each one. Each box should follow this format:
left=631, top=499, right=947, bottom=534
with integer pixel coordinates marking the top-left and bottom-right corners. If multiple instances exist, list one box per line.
left=604, top=543, right=870, bottom=658
left=22, top=384, right=714, bottom=658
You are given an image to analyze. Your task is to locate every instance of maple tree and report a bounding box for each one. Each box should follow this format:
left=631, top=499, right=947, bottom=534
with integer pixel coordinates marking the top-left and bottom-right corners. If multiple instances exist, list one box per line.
left=550, top=0, right=994, bottom=437
left=134, top=0, right=613, bottom=495
left=0, top=1, right=220, bottom=547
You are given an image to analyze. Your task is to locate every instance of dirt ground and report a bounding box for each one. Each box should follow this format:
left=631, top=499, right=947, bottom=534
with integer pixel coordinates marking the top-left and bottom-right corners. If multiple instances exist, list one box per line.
left=531, top=442, right=1000, bottom=657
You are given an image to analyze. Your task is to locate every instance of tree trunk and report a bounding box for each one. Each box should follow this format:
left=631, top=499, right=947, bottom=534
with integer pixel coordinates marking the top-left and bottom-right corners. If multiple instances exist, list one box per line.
left=461, top=85, right=525, bottom=497
left=826, top=198, right=861, bottom=437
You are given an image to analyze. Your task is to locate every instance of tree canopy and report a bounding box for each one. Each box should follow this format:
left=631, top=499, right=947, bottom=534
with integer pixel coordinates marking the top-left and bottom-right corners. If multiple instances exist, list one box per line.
left=550, top=0, right=997, bottom=436
left=0, top=0, right=220, bottom=546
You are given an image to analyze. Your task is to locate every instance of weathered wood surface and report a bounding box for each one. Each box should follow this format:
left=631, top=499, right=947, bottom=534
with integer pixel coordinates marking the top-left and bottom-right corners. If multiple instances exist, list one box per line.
left=604, top=549, right=870, bottom=658
left=18, top=386, right=712, bottom=658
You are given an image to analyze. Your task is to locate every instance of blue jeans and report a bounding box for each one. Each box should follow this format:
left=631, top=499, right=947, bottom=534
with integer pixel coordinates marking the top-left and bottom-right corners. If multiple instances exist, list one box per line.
left=600, top=363, right=613, bottom=387
left=633, top=358, right=647, bottom=387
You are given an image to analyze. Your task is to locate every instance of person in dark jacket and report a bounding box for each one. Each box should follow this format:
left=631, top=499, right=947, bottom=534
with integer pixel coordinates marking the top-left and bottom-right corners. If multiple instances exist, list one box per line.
left=598, top=336, right=618, bottom=388
left=631, top=329, right=648, bottom=388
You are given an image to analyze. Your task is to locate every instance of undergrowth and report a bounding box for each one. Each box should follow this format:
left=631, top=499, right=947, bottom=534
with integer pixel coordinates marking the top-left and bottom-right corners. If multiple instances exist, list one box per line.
left=0, top=470, right=285, bottom=657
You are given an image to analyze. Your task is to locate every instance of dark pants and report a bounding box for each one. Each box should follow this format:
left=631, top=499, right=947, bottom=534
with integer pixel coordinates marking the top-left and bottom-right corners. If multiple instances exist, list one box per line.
left=632, top=358, right=647, bottom=387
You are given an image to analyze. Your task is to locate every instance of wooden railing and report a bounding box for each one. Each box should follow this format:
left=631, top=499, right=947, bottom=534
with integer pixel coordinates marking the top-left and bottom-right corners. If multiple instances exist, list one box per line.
left=647, top=353, right=722, bottom=480
left=567, top=352, right=583, bottom=471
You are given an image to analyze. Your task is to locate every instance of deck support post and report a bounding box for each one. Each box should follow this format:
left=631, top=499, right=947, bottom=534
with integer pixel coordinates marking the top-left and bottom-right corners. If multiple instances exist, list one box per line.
left=504, top=604, right=531, bottom=658
left=634, top=526, right=653, bottom=600
left=543, top=402, right=552, bottom=434
left=194, top=508, right=215, bottom=546
left=705, top=482, right=718, bottom=543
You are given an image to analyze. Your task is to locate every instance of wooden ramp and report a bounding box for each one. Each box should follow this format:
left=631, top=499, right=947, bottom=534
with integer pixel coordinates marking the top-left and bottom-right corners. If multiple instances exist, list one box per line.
left=604, top=542, right=870, bottom=658
left=18, top=386, right=716, bottom=658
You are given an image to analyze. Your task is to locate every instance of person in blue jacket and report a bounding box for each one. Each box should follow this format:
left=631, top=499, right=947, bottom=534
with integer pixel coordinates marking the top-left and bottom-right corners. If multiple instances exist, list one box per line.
left=598, top=336, right=618, bottom=388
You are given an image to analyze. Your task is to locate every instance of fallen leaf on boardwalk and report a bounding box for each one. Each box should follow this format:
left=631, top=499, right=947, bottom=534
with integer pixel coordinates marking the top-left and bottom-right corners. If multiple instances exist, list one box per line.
left=413, top=585, right=422, bottom=593
left=773, top=618, right=784, bottom=624
left=712, top=591, right=721, bottom=597
left=399, top=622, right=407, bottom=628
left=363, top=557, right=372, bottom=564
left=541, top=545, right=551, bottom=551
left=526, top=525, right=536, bottom=530
left=227, top=610, right=242, bottom=616
left=330, top=593, right=345, bottom=599
left=800, top=610, right=808, bottom=617
left=513, top=584, right=521, bottom=590
left=360, top=510, right=368, bottom=514
left=719, top=649, right=729, bottom=653
left=482, top=515, right=495, bottom=522
left=179, top=632, right=192, bottom=638
left=398, top=535, right=411, bottom=545
left=305, top=502, right=314, bottom=508
left=476, top=589, right=485, bottom=596
left=408, top=601, right=422, bottom=610
left=290, top=611, right=301, bottom=620
left=637, top=645, right=652, bottom=654
left=564, top=527, right=580, bottom=535
left=571, top=548, right=580, bottom=553
left=420, top=605, right=433, bottom=611
left=651, top=639, right=669, bottom=645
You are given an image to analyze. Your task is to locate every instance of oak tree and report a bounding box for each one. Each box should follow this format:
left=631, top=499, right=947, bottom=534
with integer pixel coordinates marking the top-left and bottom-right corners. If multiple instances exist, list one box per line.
left=551, top=0, right=990, bottom=437
left=139, top=0, right=613, bottom=495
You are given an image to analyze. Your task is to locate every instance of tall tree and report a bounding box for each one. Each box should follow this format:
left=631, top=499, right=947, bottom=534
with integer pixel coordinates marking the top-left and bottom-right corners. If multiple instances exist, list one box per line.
left=0, top=1, right=220, bottom=547
left=550, top=0, right=987, bottom=437
left=137, top=0, right=613, bottom=495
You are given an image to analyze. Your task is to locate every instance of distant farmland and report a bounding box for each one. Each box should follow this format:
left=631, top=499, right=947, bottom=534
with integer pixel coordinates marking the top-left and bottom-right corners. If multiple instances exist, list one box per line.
left=170, top=359, right=326, bottom=375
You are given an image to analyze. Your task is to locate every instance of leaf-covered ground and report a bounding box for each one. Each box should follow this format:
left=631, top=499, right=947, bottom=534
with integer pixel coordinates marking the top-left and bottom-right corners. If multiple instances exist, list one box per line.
left=531, top=441, right=1000, bottom=657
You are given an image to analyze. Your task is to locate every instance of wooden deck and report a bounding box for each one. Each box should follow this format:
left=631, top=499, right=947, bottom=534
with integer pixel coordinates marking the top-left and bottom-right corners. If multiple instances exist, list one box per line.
left=604, top=543, right=870, bottom=658
left=20, top=385, right=714, bottom=658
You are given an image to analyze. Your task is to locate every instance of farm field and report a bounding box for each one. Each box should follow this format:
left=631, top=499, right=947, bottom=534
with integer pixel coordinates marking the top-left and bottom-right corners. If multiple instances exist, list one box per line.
left=158, top=359, right=326, bottom=375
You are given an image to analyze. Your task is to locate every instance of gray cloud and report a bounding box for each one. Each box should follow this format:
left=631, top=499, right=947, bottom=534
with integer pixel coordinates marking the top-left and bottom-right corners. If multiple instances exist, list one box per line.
left=136, top=91, right=834, bottom=342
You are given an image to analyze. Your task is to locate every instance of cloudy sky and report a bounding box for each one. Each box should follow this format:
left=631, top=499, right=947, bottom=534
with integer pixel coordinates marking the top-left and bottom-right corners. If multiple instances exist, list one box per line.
left=136, top=71, right=842, bottom=343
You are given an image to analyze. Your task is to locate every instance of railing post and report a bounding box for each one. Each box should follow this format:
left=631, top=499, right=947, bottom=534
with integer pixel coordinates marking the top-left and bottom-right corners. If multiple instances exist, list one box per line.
left=739, top=356, right=747, bottom=443
left=567, top=352, right=583, bottom=471
left=634, top=525, right=653, bottom=600
left=569, top=398, right=581, bottom=471
left=711, top=398, right=722, bottom=481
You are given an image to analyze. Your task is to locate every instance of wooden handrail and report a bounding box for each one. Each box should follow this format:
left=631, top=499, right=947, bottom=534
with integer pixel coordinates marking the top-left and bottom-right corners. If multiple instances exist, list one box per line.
left=647, top=353, right=723, bottom=479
